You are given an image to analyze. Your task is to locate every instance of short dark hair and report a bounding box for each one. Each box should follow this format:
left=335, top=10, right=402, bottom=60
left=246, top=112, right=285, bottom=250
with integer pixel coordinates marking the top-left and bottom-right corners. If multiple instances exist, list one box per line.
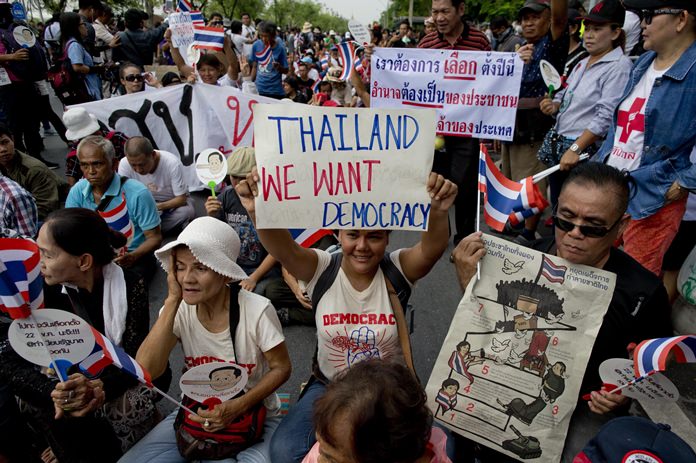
left=78, top=0, right=99, bottom=10
left=229, top=19, right=242, bottom=34
left=0, top=122, right=13, bottom=139
left=491, top=16, right=509, bottom=29
left=209, top=12, right=223, bottom=20
left=456, top=340, right=470, bottom=351
left=562, top=162, right=633, bottom=217
left=198, top=53, right=223, bottom=71
left=260, top=21, right=276, bottom=36
left=441, top=378, right=459, bottom=389
left=208, top=152, right=223, bottom=163
left=209, top=365, right=242, bottom=379
left=313, top=361, right=432, bottom=463
left=43, top=208, right=126, bottom=266
left=241, top=12, right=250, bottom=18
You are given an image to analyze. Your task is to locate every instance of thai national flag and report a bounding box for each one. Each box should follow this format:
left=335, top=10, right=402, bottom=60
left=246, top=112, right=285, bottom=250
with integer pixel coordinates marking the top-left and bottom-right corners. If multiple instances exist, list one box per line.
left=193, top=25, right=225, bottom=51
left=0, top=238, right=43, bottom=319
left=189, top=10, right=204, bottom=26
left=336, top=42, right=355, bottom=80
left=177, top=0, right=193, bottom=12
left=289, top=229, right=334, bottom=248
left=540, top=255, right=567, bottom=284
left=478, top=145, right=548, bottom=231
left=320, top=53, right=329, bottom=71
left=98, top=193, right=133, bottom=247
left=255, top=44, right=273, bottom=66
left=354, top=56, right=363, bottom=73
left=80, top=327, right=153, bottom=387
left=448, top=351, right=465, bottom=374
left=633, top=335, right=696, bottom=378
left=311, top=78, right=321, bottom=94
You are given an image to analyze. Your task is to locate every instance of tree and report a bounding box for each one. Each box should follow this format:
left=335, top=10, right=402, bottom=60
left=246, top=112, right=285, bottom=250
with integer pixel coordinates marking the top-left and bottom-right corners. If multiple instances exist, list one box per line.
left=379, top=0, right=525, bottom=26
left=206, top=0, right=265, bottom=20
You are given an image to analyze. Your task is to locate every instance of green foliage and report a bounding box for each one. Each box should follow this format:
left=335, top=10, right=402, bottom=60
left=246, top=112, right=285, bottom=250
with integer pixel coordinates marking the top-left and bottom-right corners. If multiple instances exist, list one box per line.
left=379, top=0, right=431, bottom=28
left=206, top=0, right=266, bottom=20
left=205, top=0, right=347, bottom=31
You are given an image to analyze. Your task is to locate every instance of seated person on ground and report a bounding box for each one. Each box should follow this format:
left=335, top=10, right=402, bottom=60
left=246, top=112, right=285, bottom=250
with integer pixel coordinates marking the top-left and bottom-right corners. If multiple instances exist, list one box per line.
left=0, top=175, right=38, bottom=237
left=0, top=123, right=62, bottom=220
left=120, top=136, right=194, bottom=235
left=66, top=135, right=162, bottom=280
left=451, top=162, right=672, bottom=461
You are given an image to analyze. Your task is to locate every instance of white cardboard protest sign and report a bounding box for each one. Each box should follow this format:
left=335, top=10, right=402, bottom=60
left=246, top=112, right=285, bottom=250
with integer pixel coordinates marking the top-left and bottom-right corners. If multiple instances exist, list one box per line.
left=348, top=20, right=371, bottom=46
left=253, top=104, right=435, bottom=230
left=371, top=49, right=522, bottom=141
left=599, top=358, right=679, bottom=402
left=9, top=309, right=95, bottom=367
left=180, top=362, right=249, bottom=402
left=426, top=234, right=616, bottom=462
left=73, top=85, right=278, bottom=192
left=169, top=12, right=195, bottom=49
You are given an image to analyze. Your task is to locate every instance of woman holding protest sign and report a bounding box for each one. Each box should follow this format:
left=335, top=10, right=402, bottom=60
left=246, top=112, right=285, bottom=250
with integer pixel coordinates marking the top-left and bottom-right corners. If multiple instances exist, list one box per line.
left=234, top=168, right=457, bottom=463
left=0, top=208, right=159, bottom=462
left=119, top=216, right=291, bottom=463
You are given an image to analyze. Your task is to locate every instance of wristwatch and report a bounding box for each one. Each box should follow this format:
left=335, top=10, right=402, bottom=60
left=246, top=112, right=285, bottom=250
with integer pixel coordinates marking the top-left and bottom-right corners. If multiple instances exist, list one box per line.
left=569, top=143, right=580, bottom=153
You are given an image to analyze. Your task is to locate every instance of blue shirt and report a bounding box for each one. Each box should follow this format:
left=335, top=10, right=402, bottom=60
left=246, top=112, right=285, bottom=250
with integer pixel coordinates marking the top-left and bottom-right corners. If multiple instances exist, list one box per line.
left=554, top=47, right=632, bottom=139
left=249, top=37, right=287, bottom=96
left=595, top=41, right=696, bottom=219
left=67, top=39, right=101, bottom=100
left=66, top=174, right=160, bottom=251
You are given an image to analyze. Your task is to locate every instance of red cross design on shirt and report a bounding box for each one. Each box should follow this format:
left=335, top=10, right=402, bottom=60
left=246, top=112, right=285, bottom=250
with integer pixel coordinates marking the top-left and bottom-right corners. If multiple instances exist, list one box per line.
left=616, top=97, right=646, bottom=143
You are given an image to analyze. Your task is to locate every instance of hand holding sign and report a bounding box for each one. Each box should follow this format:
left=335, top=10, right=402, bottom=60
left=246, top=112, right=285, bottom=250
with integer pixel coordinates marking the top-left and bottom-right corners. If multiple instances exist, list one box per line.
left=539, top=59, right=561, bottom=96
left=195, top=148, right=228, bottom=197
left=348, top=20, right=371, bottom=46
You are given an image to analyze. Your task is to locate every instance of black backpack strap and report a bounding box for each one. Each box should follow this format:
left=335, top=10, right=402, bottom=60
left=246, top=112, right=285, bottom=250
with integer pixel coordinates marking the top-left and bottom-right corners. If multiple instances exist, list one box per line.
left=310, top=252, right=342, bottom=310
left=96, top=176, right=128, bottom=212
left=228, top=283, right=241, bottom=352
left=380, top=252, right=411, bottom=309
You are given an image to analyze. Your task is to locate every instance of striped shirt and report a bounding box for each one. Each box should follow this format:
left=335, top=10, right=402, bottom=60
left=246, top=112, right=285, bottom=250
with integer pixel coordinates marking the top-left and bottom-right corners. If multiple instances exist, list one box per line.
left=0, top=176, right=38, bottom=238
left=418, top=24, right=490, bottom=51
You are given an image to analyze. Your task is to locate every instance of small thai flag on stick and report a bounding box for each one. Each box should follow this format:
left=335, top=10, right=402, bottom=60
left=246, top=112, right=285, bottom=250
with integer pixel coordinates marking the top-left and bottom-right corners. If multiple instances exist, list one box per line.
left=538, top=255, right=567, bottom=284
left=0, top=238, right=43, bottom=319
left=189, top=10, right=204, bottom=26
left=633, top=335, right=696, bottom=378
left=289, top=229, right=334, bottom=248
left=177, top=0, right=193, bottom=12
left=80, top=327, right=153, bottom=387
left=336, top=42, right=355, bottom=80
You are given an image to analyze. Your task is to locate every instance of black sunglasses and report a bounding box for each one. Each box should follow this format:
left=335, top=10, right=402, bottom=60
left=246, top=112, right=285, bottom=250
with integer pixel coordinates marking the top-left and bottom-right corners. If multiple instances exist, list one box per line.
left=552, top=215, right=623, bottom=238
left=124, top=74, right=144, bottom=82
left=635, top=8, right=685, bottom=25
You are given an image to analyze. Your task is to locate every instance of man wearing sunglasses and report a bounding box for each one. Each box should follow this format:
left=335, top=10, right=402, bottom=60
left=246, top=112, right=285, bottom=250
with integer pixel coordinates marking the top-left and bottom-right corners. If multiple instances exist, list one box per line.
left=452, top=162, right=671, bottom=460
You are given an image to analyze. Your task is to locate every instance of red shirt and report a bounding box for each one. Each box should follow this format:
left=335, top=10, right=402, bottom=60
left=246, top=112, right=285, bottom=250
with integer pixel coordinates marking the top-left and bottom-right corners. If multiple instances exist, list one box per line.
left=418, top=24, right=490, bottom=51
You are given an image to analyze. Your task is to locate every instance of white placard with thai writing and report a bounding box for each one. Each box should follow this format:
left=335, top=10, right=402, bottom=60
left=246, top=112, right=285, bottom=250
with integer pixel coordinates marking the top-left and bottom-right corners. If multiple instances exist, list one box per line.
left=253, top=104, right=435, bottom=230
left=169, top=12, right=195, bottom=48
left=73, top=85, right=278, bottom=192
left=426, top=234, right=616, bottom=462
left=371, top=49, right=522, bottom=141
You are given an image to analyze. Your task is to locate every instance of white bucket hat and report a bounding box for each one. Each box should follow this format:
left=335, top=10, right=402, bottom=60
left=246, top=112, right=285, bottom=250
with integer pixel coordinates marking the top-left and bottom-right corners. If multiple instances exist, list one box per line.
left=155, top=216, right=248, bottom=281
left=63, top=107, right=100, bottom=141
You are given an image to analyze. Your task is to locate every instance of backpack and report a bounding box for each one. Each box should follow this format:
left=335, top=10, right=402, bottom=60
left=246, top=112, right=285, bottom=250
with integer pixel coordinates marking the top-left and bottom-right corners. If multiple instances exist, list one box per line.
left=46, top=39, right=93, bottom=106
left=0, top=22, right=48, bottom=81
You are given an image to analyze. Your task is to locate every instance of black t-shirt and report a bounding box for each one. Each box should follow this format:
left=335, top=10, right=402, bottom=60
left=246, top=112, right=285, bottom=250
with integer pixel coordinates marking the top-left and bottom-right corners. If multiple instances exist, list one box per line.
left=532, top=238, right=672, bottom=395
left=216, top=188, right=267, bottom=274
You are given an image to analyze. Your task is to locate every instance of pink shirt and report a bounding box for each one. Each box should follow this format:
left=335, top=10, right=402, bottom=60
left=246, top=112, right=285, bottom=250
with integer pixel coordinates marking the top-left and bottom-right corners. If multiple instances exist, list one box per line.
left=302, top=426, right=452, bottom=463
left=0, top=40, right=20, bottom=82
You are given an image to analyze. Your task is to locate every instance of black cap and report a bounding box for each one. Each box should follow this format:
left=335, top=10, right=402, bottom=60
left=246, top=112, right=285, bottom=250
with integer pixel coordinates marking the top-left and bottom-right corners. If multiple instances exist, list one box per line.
left=623, top=0, right=696, bottom=11
left=519, top=0, right=551, bottom=17
left=582, top=0, right=626, bottom=24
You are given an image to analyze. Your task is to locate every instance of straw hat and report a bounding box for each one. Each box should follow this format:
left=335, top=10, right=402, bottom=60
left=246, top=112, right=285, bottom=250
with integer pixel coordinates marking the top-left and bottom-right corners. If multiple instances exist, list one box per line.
left=302, top=22, right=312, bottom=33
left=326, top=66, right=345, bottom=82
left=155, top=217, right=248, bottom=281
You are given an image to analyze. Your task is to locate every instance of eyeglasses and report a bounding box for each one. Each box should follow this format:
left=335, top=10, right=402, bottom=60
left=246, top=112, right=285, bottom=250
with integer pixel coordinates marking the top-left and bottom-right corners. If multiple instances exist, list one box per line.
left=124, top=74, right=144, bottom=82
left=552, top=215, right=623, bottom=238
left=636, top=8, right=685, bottom=25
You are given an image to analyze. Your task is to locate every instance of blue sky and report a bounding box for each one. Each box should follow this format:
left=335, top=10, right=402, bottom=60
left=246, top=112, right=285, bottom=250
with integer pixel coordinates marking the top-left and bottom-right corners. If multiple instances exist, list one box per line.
left=317, top=0, right=386, bottom=28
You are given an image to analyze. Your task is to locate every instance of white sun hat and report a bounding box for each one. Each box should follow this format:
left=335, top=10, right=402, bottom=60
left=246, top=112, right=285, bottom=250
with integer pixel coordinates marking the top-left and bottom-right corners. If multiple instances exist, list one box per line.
left=63, top=107, right=100, bottom=141
left=155, top=216, right=248, bottom=281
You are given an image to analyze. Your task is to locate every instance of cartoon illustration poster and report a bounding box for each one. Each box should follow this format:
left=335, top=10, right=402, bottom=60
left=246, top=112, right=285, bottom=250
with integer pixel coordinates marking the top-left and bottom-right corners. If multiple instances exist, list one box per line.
left=426, top=234, right=616, bottom=462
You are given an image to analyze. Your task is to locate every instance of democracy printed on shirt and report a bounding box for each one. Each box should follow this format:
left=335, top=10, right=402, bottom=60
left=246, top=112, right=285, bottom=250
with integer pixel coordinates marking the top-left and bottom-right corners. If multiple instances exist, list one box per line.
left=253, top=104, right=436, bottom=231
left=371, top=49, right=522, bottom=142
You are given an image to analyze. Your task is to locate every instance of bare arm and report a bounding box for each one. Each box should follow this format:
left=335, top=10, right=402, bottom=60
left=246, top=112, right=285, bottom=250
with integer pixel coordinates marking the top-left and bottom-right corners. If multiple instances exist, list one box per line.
left=240, top=254, right=278, bottom=291
left=398, top=173, right=458, bottom=282
left=550, top=0, right=569, bottom=41
left=351, top=68, right=370, bottom=107
left=166, top=28, right=194, bottom=78
left=224, top=35, right=240, bottom=81
left=157, top=194, right=187, bottom=212
left=234, top=168, right=318, bottom=282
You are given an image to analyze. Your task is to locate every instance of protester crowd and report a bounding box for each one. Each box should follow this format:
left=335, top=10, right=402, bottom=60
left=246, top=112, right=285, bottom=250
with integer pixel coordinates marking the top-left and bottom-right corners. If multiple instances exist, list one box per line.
left=0, top=0, right=695, bottom=461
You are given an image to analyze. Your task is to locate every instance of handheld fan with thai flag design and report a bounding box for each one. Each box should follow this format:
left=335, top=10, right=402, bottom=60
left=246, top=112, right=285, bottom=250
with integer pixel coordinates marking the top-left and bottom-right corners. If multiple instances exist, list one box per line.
left=336, top=42, right=356, bottom=81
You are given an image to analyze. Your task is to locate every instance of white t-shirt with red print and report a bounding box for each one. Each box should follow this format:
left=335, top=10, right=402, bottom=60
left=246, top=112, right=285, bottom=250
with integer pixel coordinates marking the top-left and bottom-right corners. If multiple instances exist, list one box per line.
left=307, top=249, right=412, bottom=382
left=607, top=62, right=668, bottom=172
